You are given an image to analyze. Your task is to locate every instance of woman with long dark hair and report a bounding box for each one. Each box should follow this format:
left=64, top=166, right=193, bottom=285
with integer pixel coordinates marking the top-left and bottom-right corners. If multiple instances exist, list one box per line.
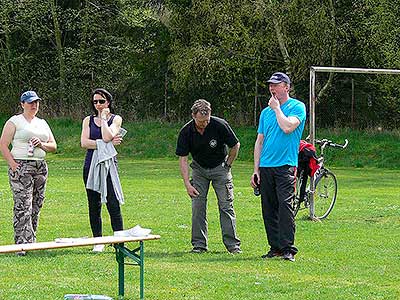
left=80, top=88, right=124, bottom=252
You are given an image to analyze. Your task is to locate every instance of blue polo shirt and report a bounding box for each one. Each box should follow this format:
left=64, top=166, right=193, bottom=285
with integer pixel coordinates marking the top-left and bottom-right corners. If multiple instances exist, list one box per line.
left=258, top=98, right=306, bottom=167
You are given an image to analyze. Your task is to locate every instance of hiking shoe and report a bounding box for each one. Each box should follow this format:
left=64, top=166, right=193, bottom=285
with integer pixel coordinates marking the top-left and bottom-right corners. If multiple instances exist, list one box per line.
left=261, top=250, right=282, bottom=259
left=282, top=251, right=295, bottom=262
left=190, top=247, right=207, bottom=254
left=228, top=248, right=242, bottom=254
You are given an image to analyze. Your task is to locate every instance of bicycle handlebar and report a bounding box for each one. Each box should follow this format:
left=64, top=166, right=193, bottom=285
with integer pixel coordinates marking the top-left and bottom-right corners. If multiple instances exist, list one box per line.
left=315, top=138, right=348, bottom=149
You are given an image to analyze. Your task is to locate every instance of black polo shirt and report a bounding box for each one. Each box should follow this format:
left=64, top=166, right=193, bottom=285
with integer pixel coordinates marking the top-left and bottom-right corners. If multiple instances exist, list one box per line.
left=176, top=116, right=239, bottom=168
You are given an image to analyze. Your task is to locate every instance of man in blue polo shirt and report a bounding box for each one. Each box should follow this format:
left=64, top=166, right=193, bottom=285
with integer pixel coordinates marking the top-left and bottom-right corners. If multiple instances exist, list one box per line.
left=176, top=99, right=241, bottom=254
left=251, top=72, right=306, bottom=262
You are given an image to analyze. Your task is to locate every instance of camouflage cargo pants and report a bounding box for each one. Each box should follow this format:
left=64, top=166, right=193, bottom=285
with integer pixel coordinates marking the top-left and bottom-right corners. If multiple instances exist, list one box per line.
left=8, top=160, right=48, bottom=244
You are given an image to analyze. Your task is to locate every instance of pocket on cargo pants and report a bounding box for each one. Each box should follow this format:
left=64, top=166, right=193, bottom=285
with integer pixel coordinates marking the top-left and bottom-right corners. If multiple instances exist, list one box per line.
left=225, top=182, right=234, bottom=202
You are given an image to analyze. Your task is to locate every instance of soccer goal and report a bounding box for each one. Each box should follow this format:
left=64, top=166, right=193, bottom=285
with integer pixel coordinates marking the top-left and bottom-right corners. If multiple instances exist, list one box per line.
left=308, top=66, right=400, bottom=219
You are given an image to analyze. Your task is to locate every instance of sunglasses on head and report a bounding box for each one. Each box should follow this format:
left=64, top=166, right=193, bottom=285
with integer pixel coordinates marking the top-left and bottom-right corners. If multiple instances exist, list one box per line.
left=93, top=99, right=106, bottom=104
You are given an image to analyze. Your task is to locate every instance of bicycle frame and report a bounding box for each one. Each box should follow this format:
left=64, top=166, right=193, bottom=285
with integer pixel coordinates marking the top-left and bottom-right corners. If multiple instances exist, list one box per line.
left=306, top=138, right=348, bottom=220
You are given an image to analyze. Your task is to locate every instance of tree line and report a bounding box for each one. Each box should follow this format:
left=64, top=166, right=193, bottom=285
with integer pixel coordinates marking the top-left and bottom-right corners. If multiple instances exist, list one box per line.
left=1, top=0, right=399, bottom=128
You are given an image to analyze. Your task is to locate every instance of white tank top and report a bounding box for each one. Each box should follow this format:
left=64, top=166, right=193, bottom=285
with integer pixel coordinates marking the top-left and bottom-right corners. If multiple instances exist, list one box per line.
left=9, top=114, right=52, bottom=160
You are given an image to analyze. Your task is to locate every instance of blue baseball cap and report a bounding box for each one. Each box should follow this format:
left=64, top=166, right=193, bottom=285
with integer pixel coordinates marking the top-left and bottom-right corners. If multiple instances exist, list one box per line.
left=267, top=72, right=291, bottom=85
left=20, top=91, right=41, bottom=103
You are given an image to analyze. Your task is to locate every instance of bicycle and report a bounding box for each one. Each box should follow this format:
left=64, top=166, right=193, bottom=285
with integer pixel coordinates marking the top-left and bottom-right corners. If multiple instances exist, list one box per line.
left=293, top=138, right=348, bottom=220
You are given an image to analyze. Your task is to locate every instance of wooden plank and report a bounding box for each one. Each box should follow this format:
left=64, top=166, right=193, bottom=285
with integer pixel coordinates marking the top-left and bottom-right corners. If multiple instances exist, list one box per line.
left=0, top=235, right=161, bottom=254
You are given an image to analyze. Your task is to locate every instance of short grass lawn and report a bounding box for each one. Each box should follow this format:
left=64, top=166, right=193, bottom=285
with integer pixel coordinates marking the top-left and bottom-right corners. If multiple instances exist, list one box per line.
left=0, top=159, right=399, bottom=300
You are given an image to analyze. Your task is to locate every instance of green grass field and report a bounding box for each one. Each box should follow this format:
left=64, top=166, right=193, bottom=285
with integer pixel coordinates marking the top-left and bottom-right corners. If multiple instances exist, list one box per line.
left=0, top=118, right=399, bottom=299
left=0, top=158, right=399, bottom=300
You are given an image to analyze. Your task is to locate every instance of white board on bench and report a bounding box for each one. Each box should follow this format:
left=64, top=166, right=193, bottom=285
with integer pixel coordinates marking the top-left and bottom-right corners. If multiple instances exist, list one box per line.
left=0, top=235, right=161, bottom=254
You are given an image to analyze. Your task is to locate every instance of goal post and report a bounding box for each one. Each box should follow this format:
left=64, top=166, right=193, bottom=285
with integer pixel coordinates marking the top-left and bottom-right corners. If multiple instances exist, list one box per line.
left=308, top=66, right=400, bottom=219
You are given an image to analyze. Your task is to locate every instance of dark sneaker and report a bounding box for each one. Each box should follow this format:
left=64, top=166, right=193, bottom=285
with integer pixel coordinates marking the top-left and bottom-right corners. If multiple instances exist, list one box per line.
left=190, top=247, right=207, bottom=254
left=282, top=251, right=295, bottom=262
left=261, top=250, right=282, bottom=259
left=229, top=248, right=242, bottom=254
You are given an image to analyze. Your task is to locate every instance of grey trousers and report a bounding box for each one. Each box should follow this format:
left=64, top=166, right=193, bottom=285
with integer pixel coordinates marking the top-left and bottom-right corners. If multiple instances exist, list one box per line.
left=8, top=160, right=48, bottom=244
left=190, top=160, right=241, bottom=251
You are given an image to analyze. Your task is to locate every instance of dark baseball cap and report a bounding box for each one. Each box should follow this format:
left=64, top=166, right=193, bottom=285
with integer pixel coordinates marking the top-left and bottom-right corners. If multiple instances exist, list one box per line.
left=20, top=91, right=41, bottom=103
left=267, top=72, right=291, bottom=85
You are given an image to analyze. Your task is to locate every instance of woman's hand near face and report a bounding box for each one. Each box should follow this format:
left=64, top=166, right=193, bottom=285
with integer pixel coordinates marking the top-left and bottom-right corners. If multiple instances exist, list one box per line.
left=101, top=108, right=110, bottom=120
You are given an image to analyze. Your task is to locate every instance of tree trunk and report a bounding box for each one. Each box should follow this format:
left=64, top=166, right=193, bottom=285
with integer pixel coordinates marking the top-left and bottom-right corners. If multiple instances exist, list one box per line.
left=0, top=2, right=19, bottom=114
left=50, top=0, right=66, bottom=115
left=317, top=0, right=336, bottom=101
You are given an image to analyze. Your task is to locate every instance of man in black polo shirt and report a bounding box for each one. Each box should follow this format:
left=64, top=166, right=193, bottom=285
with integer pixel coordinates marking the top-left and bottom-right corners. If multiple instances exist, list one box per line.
left=176, top=99, right=241, bottom=254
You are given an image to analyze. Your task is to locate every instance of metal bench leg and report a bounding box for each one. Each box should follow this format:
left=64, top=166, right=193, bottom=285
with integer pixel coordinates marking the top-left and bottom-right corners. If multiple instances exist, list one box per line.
left=116, top=244, right=125, bottom=299
left=115, top=242, right=144, bottom=300
left=140, top=241, right=144, bottom=300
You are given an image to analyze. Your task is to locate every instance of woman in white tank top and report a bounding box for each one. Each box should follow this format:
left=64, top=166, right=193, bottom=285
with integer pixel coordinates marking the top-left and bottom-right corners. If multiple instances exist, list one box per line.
left=0, top=91, right=57, bottom=256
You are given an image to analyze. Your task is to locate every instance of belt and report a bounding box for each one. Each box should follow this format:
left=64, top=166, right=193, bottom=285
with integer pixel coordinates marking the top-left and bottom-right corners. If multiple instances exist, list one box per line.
left=15, top=159, right=45, bottom=163
left=195, top=160, right=229, bottom=169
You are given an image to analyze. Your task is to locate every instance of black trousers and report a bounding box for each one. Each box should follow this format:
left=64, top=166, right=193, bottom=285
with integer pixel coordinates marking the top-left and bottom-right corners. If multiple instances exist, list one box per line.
left=260, top=165, right=298, bottom=254
left=83, top=167, right=123, bottom=237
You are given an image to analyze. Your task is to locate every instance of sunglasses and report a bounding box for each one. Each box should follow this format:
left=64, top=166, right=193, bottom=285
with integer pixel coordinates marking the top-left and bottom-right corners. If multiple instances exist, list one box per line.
left=93, top=99, right=107, bottom=105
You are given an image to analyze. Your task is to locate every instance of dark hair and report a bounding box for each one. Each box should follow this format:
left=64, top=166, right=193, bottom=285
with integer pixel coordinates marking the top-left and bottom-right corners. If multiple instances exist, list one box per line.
left=90, top=88, right=114, bottom=115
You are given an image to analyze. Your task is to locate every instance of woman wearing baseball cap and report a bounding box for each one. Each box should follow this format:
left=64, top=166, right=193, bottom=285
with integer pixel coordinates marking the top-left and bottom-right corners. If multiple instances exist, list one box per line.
left=0, top=90, right=57, bottom=256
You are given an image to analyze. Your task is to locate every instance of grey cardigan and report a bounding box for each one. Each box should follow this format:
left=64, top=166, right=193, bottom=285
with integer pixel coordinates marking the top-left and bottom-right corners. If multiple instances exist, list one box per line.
left=86, top=140, right=124, bottom=204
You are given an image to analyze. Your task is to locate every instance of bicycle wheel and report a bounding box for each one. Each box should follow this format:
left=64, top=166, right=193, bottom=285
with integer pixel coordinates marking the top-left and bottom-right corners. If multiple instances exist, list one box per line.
left=293, top=171, right=306, bottom=217
left=313, top=170, right=337, bottom=219
left=293, top=179, right=301, bottom=217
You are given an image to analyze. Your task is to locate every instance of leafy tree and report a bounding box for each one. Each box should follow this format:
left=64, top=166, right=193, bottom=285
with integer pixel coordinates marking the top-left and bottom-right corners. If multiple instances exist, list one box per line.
left=1, top=0, right=399, bottom=127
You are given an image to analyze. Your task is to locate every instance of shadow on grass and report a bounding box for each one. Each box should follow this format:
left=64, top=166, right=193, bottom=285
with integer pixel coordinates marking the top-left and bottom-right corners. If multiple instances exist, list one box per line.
left=146, top=250, right=264, bottom=262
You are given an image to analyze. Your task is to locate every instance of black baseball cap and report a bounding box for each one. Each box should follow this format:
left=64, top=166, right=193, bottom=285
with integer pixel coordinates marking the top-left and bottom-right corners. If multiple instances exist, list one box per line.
left=267, top=72, right=291, bottom=85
